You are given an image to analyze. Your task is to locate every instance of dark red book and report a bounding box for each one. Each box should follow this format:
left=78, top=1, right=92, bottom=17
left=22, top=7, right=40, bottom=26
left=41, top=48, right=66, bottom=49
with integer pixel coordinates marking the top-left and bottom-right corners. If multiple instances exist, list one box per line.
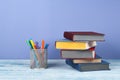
left=64, top=31, right=105, bottom=41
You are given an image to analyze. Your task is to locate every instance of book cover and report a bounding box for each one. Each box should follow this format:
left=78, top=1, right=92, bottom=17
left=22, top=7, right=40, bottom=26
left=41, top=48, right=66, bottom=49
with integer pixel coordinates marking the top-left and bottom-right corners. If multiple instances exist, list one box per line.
left=61, top=49, right=96, bottom=59
left=73, top=55, right=102, bottom=63
left=66, top=59, right=110, bottom=71
left=55, top=39, right=96, bottom=50
left=64, top=31, right=105, bottom=41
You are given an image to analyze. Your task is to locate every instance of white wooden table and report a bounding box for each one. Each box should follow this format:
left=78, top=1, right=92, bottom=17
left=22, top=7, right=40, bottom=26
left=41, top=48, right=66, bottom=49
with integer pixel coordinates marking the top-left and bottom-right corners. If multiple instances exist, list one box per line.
left=0, top=59, right=119, bottom=80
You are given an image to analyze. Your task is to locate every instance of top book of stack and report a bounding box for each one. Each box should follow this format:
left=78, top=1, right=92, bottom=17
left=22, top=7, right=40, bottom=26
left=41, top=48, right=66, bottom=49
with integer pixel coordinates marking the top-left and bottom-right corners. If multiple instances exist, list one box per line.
left=64, top=31, right=105, bottom=41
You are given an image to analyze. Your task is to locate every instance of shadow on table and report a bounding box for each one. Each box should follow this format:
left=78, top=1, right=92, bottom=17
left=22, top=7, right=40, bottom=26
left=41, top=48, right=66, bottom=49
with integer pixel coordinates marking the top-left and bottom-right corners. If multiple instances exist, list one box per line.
left=47, top=61, right=65, bottom=68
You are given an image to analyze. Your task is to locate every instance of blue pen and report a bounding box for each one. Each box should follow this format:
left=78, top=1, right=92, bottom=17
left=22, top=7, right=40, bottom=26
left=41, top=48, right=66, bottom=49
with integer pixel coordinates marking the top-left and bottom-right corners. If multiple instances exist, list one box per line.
left=45, top=44, right=49, bottom=49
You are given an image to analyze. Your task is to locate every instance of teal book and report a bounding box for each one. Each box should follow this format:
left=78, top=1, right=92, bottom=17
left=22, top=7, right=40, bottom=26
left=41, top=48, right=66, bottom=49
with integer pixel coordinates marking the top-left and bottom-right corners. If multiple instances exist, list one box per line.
left=66, top=59, right=110, bottom=72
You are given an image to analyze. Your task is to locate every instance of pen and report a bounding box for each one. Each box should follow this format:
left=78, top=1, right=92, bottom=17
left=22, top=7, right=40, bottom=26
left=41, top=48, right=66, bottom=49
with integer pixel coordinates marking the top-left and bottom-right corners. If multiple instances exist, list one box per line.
left=35, top=41, right=40, bottom=49
left=45, top=44, right=49, bottom=49
left=41, top=40, right=45, bottom=67
left=26, top=40, right=36, bottom=68
left=29, top=39, right=42, bottom=68
left=41, top=40, right=45, bottom=49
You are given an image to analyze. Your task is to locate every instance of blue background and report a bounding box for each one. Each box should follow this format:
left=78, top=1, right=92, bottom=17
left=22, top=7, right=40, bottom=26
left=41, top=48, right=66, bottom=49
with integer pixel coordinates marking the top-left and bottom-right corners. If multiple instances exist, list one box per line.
left=0, top=0, right=120, bottom=59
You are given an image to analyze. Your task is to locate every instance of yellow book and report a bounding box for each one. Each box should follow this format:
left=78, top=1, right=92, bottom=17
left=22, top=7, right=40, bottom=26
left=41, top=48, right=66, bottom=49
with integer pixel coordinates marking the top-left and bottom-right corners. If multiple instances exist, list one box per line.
left=55, top=39, right=96, bottom=50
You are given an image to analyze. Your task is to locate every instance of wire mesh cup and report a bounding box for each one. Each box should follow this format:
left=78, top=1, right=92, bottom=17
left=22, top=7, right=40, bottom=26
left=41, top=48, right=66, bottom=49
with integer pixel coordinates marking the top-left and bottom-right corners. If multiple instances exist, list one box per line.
left=30, top=49, right=47, bottom=69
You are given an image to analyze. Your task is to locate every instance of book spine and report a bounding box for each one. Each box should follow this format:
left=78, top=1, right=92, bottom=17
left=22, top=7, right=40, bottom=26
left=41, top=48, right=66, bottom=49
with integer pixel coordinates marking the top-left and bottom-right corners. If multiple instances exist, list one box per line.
left=55, top=41, right=57, bottom=48
left=66, top=59, right=81, bottom=71
left=64, top=32, right=74, bottom=40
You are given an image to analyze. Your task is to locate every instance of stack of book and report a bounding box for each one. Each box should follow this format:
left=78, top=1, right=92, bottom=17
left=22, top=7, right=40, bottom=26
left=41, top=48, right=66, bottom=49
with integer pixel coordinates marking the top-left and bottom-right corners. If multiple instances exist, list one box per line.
left=55, top=31, right=110, bottom=71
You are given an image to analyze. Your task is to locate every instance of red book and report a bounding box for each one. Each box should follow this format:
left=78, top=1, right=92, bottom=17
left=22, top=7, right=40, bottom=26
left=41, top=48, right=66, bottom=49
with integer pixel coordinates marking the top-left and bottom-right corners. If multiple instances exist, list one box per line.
left=64, top=31, right=105, bottom=41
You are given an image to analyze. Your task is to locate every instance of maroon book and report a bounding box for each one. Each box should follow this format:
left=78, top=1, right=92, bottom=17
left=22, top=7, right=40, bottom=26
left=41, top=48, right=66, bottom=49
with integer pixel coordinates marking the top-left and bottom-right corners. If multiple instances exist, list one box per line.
left=64, top=31, right=105, bottom=41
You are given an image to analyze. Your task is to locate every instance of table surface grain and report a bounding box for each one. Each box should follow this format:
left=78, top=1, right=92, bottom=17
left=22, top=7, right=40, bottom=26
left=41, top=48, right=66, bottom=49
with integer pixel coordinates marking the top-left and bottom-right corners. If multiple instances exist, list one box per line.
left=0, top=59, right=119, bottom=80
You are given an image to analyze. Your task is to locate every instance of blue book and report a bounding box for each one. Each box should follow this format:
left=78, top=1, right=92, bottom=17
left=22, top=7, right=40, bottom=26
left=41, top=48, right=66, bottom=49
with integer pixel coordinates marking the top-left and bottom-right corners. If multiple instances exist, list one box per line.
left=66, top=59, right=110, bottom=71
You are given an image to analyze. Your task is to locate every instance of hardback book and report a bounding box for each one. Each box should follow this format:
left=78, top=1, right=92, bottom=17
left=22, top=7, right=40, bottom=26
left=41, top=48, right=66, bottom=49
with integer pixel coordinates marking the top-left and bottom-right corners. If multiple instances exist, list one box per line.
left=66, top=59, right=110, bottom=71
left=61, top=49, right=96, bottom=59
left=73, top=55, right=102, bottom=63
left=55, top=39, right=96, bottom=50
left=64, top=31, right=105, bottom=41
